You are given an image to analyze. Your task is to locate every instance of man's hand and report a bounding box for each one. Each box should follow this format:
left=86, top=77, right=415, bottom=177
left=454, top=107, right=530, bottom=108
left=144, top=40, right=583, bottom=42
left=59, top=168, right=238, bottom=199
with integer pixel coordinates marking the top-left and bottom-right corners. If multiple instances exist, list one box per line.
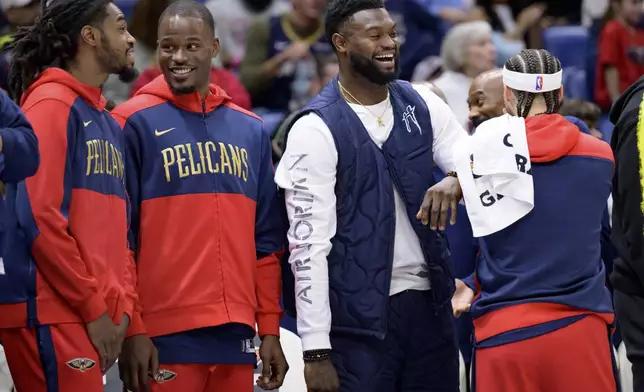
left=283, top=41, right=311, bottom=61
left=86, top=312, right=120, bottom=373
left=256, top=335, right=289, bottom=390
left=119, top=334, right=159, bottom=392
left=304, top=359, right=340, bottom=392
left=116, top=314, right=130, bottom=341
left=417, top=176, right=462, bottom=230
left=452, top=279, right=475, bottom=317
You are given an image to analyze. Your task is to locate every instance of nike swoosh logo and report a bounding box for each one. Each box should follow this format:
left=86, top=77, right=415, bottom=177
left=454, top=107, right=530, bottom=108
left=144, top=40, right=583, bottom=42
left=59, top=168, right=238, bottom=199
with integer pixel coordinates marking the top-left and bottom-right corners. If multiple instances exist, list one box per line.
left=83, top=121, right=92, bottom=127
left=155, top=127, right=175, bottom=136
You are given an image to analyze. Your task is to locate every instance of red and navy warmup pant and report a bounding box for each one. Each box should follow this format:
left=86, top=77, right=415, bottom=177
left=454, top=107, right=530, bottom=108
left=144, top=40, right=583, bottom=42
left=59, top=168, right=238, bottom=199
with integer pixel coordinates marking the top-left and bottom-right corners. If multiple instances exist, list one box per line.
left=148, top=363, right=254, bottom=392
left=473, top=314, right=619, bottom=392
left=0, top=323, right=104, bottom=392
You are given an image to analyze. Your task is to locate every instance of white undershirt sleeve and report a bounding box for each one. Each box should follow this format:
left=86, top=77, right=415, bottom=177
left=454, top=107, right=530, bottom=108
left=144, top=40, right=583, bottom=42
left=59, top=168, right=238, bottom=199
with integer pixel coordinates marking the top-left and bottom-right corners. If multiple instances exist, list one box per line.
left=413, top=84, right=468, bottom=173
left=274, top=113, right=338, bottom=351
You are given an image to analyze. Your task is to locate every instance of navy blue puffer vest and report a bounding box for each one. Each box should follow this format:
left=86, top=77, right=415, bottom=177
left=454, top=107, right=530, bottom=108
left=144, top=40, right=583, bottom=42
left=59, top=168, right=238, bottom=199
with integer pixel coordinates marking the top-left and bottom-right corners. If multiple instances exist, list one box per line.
left=282, top=78, right=454, bottom=338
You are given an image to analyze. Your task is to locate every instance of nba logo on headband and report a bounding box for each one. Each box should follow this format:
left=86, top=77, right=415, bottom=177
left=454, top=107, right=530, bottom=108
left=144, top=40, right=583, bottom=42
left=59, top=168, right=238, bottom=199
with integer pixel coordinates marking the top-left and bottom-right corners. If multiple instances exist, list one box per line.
left=535, top=76, right=543, bottom=91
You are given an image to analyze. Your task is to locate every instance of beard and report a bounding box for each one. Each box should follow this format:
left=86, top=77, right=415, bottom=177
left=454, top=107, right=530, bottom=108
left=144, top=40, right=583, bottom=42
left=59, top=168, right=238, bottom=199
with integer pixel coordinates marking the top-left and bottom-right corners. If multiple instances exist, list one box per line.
left=470, top=115, right=491, bottom=132
left=98, top=35, right=138, bottom=83
left=348, top=51, right=399, bottom=85
left=170, top=85, right=197, bottom=95
left=117, top=67, right=139, bottom=83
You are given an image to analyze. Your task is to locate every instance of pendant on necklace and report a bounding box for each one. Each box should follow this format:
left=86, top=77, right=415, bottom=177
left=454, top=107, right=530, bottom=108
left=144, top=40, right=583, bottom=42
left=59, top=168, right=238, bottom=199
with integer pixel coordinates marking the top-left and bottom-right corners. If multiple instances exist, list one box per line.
left=377, top=117, right=384, bottom=126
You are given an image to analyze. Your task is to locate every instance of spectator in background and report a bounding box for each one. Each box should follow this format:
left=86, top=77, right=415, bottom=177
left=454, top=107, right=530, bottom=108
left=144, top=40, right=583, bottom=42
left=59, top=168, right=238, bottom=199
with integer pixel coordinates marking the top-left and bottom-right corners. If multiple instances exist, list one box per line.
left=0, top=0, right=40, bottom=91
left=477, top=0, right=545, bottom=65
left=467, top=68, right=504, bottom=131
left=271, top=53, right=338, bottom=161
left=595, top=0, right=644, bottom=111
left=432, top=20, right=497, bottom=128
left=428, top=0, right=487, bottom=25
left=385, top=0, right=450, bottom=80
left=206, top=0, right=291, bottom=69
left=130, top=63, right=252, bottom=109
left=239, top=0, right=331, bottom=113
left=559, top=98, right=604, bottom=139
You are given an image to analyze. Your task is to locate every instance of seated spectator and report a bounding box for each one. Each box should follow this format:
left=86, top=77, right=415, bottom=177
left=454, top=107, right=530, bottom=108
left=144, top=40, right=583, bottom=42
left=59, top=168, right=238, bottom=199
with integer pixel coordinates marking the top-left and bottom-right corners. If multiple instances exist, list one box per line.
left=206, top=0, right=291, bottom=69
left=428, top=0, right=487, bottom=25
left=0, top=0, right=40, bottom=91
left=271, top=53, right=338, bottom=161
left=130, top=65, right=252, bottom=110
left=239, top=0, right=331, bottom=114
left=559, top=98, right=603, bottom=139
left=595, top=0, right=644, bottom=111
left=385, top=0, right=450, bottom=80
left=477, top=0, right=545, bottom=65
left=432, top=21, right=497, bottom=127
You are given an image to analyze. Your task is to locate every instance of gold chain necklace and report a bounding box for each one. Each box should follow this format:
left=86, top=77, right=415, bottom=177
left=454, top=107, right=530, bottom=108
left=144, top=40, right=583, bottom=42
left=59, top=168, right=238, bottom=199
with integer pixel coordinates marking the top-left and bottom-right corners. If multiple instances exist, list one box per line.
left=338, top=82, right=390, bottom=127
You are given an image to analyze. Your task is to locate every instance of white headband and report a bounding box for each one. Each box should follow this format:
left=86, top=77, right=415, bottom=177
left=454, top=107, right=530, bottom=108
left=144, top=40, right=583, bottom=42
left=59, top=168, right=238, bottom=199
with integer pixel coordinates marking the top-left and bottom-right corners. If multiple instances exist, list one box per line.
left=502, top=67, right=562, bottom=93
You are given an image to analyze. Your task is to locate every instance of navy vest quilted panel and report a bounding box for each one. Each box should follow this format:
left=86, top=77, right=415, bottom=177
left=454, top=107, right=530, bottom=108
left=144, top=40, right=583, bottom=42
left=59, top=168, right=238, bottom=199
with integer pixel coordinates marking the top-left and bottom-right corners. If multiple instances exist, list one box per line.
left=282, top=78, right=454, bottom=338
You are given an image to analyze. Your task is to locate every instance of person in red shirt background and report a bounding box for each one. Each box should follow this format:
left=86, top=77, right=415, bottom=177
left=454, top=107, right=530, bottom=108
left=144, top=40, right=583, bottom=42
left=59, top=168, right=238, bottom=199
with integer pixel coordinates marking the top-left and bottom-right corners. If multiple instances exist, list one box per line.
left=595, top=0, right=644, bottom=111
left=130, top=63, right=252, bottom=110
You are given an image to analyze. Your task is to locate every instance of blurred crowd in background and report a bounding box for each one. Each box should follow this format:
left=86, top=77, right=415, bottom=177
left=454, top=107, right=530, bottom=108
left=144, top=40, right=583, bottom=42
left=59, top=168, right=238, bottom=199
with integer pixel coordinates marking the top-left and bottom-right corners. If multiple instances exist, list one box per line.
left=0, top=0, right=640, bottom=391
left=0, top=0, right=635, bottom=162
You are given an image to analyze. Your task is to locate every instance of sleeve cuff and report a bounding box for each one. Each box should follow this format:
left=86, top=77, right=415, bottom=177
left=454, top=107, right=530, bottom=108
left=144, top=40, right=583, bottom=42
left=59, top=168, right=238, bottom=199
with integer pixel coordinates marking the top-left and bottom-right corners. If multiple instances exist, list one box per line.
left=300, top=331, right=332, bottom=351
left=78, top=293, right=109, bottom=323
left=257, top=312, right=281, bottom=337
left=462, top=274, right=477, bottom=293
left=125, top=311, right=147, bottom=338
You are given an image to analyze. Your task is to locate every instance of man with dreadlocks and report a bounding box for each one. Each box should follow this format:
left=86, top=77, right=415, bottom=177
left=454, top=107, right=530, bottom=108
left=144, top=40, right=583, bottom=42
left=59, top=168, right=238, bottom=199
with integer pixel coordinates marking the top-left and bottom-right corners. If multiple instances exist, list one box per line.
left=447, top=49, right=618, bottom=392
left=0, top=1, right=139, bottom=391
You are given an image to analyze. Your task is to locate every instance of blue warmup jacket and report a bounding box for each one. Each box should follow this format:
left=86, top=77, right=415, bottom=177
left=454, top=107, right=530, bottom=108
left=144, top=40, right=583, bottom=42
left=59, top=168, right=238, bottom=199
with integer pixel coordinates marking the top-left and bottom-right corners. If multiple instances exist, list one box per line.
left=0, top=89, right=38, bottom=183
left=282, top=78, right=454, bottom=338
left=464, top=114, right=614, bottom=346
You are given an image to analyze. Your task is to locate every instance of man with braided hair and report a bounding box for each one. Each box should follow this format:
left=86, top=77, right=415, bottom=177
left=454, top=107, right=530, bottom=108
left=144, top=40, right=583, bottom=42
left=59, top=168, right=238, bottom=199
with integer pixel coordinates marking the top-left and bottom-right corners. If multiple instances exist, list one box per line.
left=0, top=1, right=139, bottom=391
left=446, top=49, right=619, bottom=392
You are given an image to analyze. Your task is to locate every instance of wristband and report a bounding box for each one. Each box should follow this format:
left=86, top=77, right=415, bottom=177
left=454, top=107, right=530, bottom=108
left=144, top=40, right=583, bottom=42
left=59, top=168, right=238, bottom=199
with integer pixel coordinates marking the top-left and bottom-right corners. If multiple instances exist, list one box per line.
left=446, top=170, right=457, bottom=178
left=303, top=349, right=331, bottom=362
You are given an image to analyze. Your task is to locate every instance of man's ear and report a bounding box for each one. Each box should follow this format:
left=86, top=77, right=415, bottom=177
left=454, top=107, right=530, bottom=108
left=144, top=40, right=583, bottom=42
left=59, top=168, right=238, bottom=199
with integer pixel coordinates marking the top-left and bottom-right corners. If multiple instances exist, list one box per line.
left=80, top=25, right=101, bottom=47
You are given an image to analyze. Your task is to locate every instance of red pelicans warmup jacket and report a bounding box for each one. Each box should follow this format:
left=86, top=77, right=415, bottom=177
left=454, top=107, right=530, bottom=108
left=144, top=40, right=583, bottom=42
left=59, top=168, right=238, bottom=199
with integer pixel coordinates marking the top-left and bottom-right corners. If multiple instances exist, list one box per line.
left=0, top=68, right=134, bottom=328
left=111, top=76, right=283, bottom=361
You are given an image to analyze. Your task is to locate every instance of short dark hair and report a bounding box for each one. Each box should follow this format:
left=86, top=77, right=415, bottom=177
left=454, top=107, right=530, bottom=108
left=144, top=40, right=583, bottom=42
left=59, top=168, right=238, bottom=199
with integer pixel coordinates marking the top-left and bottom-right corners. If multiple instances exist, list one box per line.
left=559, top=99, right=601, bottom=124
left=159, top=0, right=215, bottom=36
left=324, top=0, right=384, bottom=47
left=504, top=49, right=562, bottom=118
left=8, top=0, right=111, bottom=103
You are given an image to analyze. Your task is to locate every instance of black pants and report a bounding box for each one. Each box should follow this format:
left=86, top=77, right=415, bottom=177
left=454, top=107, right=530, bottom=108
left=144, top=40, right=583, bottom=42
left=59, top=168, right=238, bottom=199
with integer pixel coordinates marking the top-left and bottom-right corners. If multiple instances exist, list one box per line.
left=613, top=289, right=644, bottom=392
left=331, top=290, right=460, bottom=392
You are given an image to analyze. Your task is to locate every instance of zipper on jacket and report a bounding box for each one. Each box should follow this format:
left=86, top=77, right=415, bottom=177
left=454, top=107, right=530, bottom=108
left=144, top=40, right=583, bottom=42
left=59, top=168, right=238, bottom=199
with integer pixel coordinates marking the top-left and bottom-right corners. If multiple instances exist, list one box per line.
left=202, top=98, right=230, bottom=318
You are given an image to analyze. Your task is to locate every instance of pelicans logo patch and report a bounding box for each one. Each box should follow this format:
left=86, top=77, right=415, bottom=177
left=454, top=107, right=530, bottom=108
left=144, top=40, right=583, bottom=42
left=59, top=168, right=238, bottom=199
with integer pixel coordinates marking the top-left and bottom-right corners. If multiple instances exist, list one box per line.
left=66, top=358, right=96, bottom=372
left=149, top=369, right=177, bottom=383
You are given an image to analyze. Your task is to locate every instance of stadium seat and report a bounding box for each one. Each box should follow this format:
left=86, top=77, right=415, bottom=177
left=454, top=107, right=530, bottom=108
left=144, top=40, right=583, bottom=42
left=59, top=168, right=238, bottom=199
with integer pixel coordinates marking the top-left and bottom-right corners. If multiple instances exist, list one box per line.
left=562, top=66, right=589, bottom=100
left=542, top=26, right=589, bottom=69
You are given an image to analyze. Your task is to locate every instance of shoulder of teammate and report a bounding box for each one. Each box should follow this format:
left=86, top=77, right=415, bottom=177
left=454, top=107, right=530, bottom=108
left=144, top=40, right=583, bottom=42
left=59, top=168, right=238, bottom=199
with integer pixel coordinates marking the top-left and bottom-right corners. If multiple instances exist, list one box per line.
left=111, top=93, right=169, bottom=129
left=572, top=132, right=614, bottom=163
left=0, top=91, right=39, bottom=182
